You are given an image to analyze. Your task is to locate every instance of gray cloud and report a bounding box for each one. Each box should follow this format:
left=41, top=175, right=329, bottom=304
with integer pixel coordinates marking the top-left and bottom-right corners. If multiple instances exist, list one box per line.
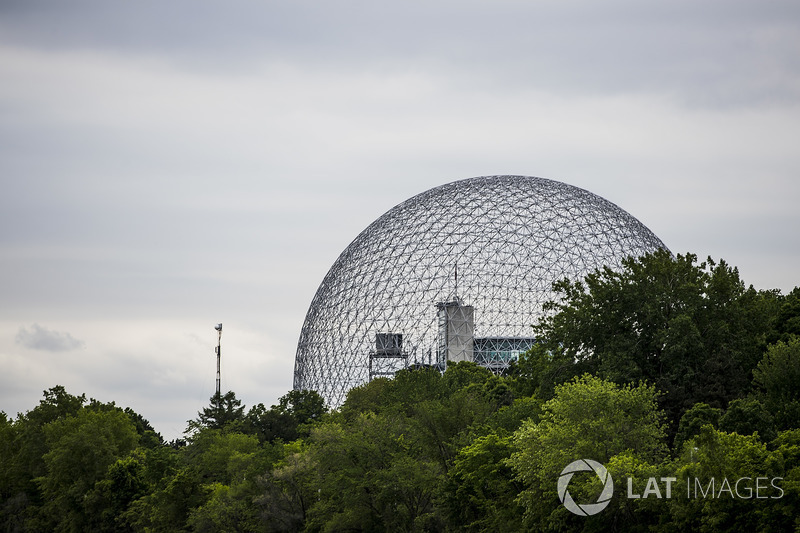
left=0, top=1, right=797, bottom=108
left=15, top=324, right=84, bottom=352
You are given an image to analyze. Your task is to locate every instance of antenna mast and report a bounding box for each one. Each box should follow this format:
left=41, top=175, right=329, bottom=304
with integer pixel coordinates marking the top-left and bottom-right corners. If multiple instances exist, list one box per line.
left=455, top=262, right=458, bottom=300
left=214, top=323, right=222, bottom=396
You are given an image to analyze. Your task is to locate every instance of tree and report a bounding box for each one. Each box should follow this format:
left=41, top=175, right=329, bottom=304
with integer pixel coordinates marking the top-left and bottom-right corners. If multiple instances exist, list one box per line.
left=530, top=250, right=775, bottom=432
left=125, top=407, right=164, bottom=448
left=336, top=363, right=502, bottom=473
left=190, top=391, right=245, bottom=432
left=116, top=444, right=182, bottom=531
left=124, top=466, right=206, bottom=532
left=183, top=432, right=275, bottom=532
left=256, top=441, right=317, bottom=532
left=441, top=432, right=525, bottom=532
left=508, top=375, right=667, bottom=530
left=0, top=411, right=24, bottom=531
left=719, top=397, right=777, bottom=442
left=245, top=389, right=327, bottom=443
left=276, top=389, right=326, bottom=428
left=187, top=481, right=263, bottom=533
left=84, top=452, right=148, bottom=532
left=339, top=366, right=447, bottom=421
left=752, top=337, right=800, bottom=431
left=303, top=413, right=444, bottom=532
left=36, top=408, right=140, bottom=531
left=673, top=402, right=722, bottom=452
left=765, top=286, right=800, bottom=345
left=483, top=395, right=542, bottom=435
left=668, top=426, right=789, bottom=532
left=0, top=386, right=86, bottom=531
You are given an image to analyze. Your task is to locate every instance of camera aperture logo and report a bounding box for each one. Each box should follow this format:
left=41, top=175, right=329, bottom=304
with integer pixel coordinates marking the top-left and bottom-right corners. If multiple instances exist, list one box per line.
left=557, top=459, right=614, bottom=516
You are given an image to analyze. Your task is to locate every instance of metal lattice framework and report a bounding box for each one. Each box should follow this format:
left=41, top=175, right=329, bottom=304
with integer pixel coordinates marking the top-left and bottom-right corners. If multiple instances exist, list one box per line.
left=294, top=175, right=667, bottom=407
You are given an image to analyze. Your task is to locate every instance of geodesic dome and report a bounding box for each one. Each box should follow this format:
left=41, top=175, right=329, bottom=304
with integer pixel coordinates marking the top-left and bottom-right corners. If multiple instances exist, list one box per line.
left=294, top=175, right=667, bottom=406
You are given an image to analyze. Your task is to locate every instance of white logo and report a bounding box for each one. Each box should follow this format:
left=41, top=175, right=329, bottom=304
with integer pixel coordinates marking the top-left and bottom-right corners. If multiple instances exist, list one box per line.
left=557, top=459, right=614, bottom=516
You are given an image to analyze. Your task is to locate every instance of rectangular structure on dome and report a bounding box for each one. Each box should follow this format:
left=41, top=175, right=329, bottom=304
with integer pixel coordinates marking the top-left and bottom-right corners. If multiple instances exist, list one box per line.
left=375, top=333, right=403, bottom=356
left=436, top=299, right=474, bottom=363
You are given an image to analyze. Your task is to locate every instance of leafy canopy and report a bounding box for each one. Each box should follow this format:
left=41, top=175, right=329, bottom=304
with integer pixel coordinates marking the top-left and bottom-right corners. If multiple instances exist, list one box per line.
left=526, top=249, right=775, bottom=431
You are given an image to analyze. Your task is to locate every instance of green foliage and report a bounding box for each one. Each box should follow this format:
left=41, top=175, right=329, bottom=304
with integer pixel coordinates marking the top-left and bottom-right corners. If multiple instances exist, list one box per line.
left=278, top=389, right=327, bottom=427
left=603, top=451, right=670, bottom=532
left=531, top=250, right=777, bottom=433
left=1, top=387, right=88, bottom=530
left=340, top=366, right=447, bottom=420
left=187, top=481, right=264, bottom=533
left=0, top=412, right=26, bottom=532
left=37, top=407, right=140, bottom=531
left=2, top=259, right=795, bottom=532
left=184, top=431, right=274, bottom=533
left=256, top=362, right=533, bottom=532
left=245, top=389, right=327, bottom=443
left=256, top=440, right=316, bottom=532
left=667, top=426, right=791, bottom=532
left=408, top=383, right=497, bottom=471
left=84, top=451, right=148, bottom=532
left=753, top=337, right=800, bottom=431
left=184, top=430, right=262, bottom=482
left=508, top=375, right=667, bottom=530
left=515, top=375, right=667, bottom=466
left=338, top=376, right=394, bottom=416
left=31, top=385, right=87, bottom=423
left=766, top=287, right=800, bottom=345
left=125, top=406, right=165, bottom=448
left=719, top=397, right=777, bottom=442
left=125, top=466, right=205, bottom=532
left=301, top=413, right=444, bottom=532
left=130, top=429, right=278, bottom=532
left=8, top=386, right=86, bottom=495
left=190, top=390, right=246, bottom=433
left=484, top=395, right=542, bottom=435
left=442, top=432, right=525, bottom=532
left=673, top=402, right=722, bottom=452
left=0, top=387, right=175, bottom=532
left=511, top=342, right=586, bottom=400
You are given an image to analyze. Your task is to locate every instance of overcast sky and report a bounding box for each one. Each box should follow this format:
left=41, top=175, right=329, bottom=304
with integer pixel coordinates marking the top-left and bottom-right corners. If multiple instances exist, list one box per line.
left=1, top=1, right=798, bottom=440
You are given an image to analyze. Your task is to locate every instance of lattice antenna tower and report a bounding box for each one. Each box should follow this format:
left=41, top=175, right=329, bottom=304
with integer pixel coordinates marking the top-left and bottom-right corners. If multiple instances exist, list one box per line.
left=214, top=323, right=222, bottom=396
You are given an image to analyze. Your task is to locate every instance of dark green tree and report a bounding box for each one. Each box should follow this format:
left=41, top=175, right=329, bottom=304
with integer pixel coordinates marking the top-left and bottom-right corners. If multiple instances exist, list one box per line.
left=766, top=286, right=800, bottom=345
left=115, top=444, right=182, bottom=530
left=719, top=397, right=777, bottom=442
left=245, top=389, right=327, bottom=443
left=84, top=452, right=148, bottom=532
left=673, top=402, right=722, bottom=452
left=339, top=365, right=447, bottom=421
left=441, top=432, right=525, bottom=532
left=668, top=426, right=790, bottom=532
left=0, top=386, right=86, bottom=530
left=530, top=250, right=775, bottom=431
left=303, top=413, right=444, bottom=532
left=752, top=337, right=800, bottom=431
left=183, top=431, right=275, bottom=532
left=35, top=407, right=140, bottom=531
left=190, top=391, right=245, bottom=432
left=482, top=395, right=542, bottom=435
left=256, top=441, right=316, bottom=533
left=124, top=407, right=164, bottom=448
left=124, top=466, right=205, bottom=532
left=0, top=411, right=24, bottom=532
